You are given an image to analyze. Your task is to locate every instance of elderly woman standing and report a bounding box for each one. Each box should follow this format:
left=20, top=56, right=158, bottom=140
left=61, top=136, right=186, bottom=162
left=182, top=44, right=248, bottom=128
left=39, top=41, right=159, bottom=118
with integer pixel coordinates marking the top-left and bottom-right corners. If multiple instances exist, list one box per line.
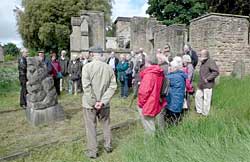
left=51, top=54, right=62, bottom=95
left=165, top=59, right=187, bottom=125
left=117, top=54, right=129, bottom=98
left=68, top=56, right=81, bottom=95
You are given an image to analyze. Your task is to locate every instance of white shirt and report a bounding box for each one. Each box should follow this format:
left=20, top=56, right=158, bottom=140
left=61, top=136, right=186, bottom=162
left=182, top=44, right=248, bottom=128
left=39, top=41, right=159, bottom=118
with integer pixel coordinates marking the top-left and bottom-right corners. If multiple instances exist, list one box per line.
left=109, top=57, right=116, bottom=70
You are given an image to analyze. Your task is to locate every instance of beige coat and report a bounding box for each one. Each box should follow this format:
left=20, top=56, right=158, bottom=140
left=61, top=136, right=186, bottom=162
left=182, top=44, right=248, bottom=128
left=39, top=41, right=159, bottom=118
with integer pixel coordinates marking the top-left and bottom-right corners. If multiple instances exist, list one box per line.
left=82, top=59, right=117, bottom=109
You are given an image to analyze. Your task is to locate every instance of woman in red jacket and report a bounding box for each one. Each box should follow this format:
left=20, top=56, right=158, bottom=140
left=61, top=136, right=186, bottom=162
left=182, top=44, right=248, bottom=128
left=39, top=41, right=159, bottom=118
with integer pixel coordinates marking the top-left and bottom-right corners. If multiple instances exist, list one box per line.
left=137, top=55, right=166, bottom=134
left=51, top=53, right=62, bottom=95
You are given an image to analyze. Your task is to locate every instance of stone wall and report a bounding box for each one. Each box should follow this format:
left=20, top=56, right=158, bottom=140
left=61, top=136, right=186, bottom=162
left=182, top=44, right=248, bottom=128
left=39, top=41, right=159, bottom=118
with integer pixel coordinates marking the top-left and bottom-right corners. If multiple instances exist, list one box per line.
left=70, top=10, right=105, bottom=59
left=190, top=13, right=250, bottom=75
left=154, top=24, right=187, bottom=56
left=106, top=37, right=118, bottom=49
left=130, top=17, right=160, bottom=54
left=115, top=17, right=131, bottom=49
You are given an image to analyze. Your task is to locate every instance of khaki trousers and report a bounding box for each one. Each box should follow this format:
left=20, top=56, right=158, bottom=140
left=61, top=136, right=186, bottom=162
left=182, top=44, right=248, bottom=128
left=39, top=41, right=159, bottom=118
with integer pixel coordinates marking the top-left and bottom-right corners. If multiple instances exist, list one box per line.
left=138, top=107, right=156, bottom=134
left=83, top=108, right=111, bottom=154
left=195, top=88, right=213, bottom=116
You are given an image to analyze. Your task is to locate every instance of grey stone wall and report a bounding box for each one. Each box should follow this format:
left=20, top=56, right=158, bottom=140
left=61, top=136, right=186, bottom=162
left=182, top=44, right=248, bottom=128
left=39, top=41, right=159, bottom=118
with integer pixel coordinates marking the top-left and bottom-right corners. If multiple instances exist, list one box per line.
left=70, top=10, right=105, bottom=59
left=154, top=24, right=187, bottom=56
left=190, top=13, right=250, bottom=75
left=115, top=18, right=131, bottom=49
left=130, top=17, right=159, bottom=54
left=106, top=37, right=118, bottom=49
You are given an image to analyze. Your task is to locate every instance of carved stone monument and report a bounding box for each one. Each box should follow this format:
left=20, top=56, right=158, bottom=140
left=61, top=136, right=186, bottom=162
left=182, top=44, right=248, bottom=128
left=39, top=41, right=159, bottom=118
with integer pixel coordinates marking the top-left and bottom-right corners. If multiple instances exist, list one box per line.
left=26, top=56, right=64, bottom=126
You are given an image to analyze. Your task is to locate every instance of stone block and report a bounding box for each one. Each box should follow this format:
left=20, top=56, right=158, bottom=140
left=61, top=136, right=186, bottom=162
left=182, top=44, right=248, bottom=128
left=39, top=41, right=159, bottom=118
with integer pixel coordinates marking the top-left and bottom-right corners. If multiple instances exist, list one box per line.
left=26, top=104, right=64, bottom=126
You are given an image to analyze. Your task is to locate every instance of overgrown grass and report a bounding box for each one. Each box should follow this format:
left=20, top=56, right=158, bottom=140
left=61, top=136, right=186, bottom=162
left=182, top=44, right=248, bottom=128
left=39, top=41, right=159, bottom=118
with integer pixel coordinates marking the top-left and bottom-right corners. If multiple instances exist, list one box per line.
left=120, top=76, right=250, bottom=162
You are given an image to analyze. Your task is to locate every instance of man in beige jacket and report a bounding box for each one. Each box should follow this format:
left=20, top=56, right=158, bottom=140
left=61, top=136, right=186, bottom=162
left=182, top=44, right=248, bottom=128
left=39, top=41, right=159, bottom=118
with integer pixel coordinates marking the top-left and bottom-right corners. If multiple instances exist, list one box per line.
left=82, top=46, right=117, bottom=159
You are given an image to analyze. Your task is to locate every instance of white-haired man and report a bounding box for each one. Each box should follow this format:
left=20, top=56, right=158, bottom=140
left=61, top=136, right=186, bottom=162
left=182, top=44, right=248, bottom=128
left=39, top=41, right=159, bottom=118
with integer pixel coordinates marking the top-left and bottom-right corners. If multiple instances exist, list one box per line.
left=59, top=50, right=69, bottom=92
left=195, top=50, right=219, bottom=116
left=82, top=46, right=117, bottom=159
left=183, top=44, right=198, bottom=68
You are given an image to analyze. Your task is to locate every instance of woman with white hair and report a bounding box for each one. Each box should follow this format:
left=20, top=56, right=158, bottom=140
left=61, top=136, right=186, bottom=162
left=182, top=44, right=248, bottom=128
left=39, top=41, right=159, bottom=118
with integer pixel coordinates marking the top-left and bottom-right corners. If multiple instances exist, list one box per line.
left=165, top=59, right=187, bottom=125
left=182, top=54, right=194, bottom=110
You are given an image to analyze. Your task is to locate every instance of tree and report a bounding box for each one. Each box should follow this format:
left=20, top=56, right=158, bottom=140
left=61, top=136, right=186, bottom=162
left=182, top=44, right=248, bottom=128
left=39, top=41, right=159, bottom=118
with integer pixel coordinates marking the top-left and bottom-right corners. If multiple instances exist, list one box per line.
left=17, top=0, right=113, bottom=52
left=207, top=0, right=250, bottom=16
left=146, top=0, right=250, bottom=26
left=147, top=0, right=207, bottom=25
left=3, top=43, right=20, bottom=56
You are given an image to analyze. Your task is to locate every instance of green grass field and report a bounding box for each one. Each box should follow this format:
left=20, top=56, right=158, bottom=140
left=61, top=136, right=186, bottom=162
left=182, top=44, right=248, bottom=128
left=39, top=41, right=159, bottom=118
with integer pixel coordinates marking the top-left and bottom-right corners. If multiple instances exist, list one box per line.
left=1, top=62, right=250, bottom=161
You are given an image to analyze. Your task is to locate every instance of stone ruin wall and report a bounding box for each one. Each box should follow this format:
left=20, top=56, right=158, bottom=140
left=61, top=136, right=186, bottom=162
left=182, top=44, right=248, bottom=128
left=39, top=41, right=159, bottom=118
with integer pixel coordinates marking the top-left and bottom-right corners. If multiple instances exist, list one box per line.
left=115, top=19, right=131, bottom=49
left=190, top=13, right=250, bottom=75
left=154, top=24, right=187, bottom=56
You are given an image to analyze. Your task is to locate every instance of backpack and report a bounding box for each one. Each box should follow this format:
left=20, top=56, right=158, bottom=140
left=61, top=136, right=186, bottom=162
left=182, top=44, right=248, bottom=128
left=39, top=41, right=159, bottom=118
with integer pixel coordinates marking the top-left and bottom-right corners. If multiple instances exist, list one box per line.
left=160, top=77, right=170, bottom=97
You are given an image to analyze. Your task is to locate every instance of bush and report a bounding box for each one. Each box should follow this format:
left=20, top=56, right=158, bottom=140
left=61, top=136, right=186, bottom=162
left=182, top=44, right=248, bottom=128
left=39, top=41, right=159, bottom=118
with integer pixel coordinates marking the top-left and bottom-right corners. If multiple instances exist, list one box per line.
left=4, top=54, right=17, bottom=61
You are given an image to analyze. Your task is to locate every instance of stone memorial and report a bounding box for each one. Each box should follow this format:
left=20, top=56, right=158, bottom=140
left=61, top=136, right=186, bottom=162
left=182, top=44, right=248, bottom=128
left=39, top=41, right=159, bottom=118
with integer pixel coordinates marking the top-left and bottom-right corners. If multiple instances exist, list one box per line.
left=26, top=56, right=64, bottom=126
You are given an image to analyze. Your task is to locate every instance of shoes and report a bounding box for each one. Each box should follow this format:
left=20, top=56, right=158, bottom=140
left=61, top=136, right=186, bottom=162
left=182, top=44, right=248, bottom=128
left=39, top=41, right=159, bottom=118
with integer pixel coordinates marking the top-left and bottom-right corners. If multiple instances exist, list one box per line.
left=104, top=147, right=113, bottom=153
left=85, top=151, right=98, bottom=159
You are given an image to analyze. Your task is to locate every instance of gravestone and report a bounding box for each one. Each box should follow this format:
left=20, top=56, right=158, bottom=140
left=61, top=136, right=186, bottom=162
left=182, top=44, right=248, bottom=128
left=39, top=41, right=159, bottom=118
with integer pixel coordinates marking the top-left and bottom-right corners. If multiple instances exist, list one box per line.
left=26, top=56, right=64, bottom=126
left=0, top=45, right=4, bottom=62
left=232, top=60, right=245, bottom=79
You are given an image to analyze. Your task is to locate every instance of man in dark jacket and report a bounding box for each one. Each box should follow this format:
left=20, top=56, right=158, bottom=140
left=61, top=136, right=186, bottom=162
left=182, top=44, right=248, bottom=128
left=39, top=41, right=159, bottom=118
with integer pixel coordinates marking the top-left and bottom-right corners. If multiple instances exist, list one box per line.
left=195, top=49, right=219, bottom=116
left=18, top=48, right=28, bottom=109
left=59, top=50, right=69, bottom=92
left=184, top=44, right=198, bottom=68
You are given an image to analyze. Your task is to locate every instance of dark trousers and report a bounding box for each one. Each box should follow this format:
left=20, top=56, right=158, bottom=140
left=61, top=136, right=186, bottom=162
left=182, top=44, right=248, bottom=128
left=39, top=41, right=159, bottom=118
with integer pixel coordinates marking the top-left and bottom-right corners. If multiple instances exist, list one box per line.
left=120, top=79, right=128, bottom=97
left=165, top=109, right=182, bottom=126
left=54, top=78, right=60, bottom=95
left=19, top=77, right=27, bottom=107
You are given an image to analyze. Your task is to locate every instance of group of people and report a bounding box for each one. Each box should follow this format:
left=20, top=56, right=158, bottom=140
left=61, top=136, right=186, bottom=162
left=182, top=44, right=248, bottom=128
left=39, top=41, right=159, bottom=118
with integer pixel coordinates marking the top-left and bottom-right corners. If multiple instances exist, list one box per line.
left=18, top=44, right=219, bottom=159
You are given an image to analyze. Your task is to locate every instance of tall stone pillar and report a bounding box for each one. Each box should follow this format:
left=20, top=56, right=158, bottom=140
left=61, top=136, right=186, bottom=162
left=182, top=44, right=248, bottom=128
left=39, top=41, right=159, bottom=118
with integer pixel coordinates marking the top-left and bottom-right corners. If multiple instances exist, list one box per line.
left=26, top=57, right=64, bottom=126
left=70, top=17, right=81, bottom=59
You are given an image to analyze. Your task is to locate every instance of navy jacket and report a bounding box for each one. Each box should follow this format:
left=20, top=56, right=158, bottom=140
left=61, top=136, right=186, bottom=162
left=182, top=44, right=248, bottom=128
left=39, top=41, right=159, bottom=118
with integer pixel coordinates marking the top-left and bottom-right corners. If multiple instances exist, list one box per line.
left=166, top=70, right=187, bottom=113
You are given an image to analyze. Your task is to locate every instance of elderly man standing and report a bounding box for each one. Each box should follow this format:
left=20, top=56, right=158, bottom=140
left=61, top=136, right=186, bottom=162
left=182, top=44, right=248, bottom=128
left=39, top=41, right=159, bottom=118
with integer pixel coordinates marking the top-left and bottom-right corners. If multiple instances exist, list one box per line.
left=195, top=50, right=219, bottom=116
left=59, top=50, right=69, bottom=92
left=107, top=51, right=119, bottom=81
left=183, top=44, right=198, bottom=68
left=18, top=48, right=28, bottom=109
left=82, top=46, right=117, bottom=159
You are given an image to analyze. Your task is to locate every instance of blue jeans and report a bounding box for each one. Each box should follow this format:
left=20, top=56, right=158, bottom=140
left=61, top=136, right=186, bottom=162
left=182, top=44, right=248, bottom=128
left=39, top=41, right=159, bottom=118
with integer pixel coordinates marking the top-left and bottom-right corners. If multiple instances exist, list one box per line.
left=120, top=79, right=128, bottom=97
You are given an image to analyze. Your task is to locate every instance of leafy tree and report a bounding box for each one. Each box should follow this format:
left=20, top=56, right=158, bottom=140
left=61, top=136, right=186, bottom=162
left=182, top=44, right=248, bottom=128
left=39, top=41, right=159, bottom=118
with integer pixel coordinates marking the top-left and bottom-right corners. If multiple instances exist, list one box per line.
left=3, top=43, right=20, bottom=56
left=17, top=0, right=112, bottom=52
left=207, top=0, right=250, bottom=16
left=147, top=0, right=207, bottom=25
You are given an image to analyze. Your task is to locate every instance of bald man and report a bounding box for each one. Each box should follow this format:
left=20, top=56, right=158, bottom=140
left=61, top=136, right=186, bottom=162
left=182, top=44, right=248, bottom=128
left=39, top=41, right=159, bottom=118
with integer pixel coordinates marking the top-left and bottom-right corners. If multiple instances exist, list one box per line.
left=195, top=50, right=219, bottom=116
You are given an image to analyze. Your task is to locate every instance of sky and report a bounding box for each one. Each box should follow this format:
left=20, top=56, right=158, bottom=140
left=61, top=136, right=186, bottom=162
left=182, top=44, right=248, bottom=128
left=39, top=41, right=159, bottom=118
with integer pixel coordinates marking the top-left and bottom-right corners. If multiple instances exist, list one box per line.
left=0, top=0, right=148, bottom=48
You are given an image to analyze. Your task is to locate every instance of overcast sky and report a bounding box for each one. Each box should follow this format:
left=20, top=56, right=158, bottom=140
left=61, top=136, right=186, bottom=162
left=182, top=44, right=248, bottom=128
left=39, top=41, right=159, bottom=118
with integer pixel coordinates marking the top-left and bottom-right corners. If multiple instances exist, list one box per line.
left=0, top=0, right=148, bottom=48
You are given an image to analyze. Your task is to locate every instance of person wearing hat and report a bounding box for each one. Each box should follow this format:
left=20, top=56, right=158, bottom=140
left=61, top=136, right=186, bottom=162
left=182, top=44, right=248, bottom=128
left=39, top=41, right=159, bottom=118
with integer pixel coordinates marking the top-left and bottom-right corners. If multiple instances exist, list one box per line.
left=68, top=55, right=81, bottom=95
left=82, top=46, right=117, bottom=159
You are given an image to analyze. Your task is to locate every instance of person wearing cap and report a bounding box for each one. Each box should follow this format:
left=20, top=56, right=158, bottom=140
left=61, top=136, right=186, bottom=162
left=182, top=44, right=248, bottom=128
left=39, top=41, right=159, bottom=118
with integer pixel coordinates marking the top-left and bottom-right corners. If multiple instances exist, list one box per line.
left=38, top=50, right=51, bottom=73
left=165, top=59, right=187, bottom=125
left=195, top=50, right=219, bottom=116
left=82, top=46, right=117, bottom=159
left=183, top=44, right=198, bottom=68
left=59, top=50, right=69, bottom=92
left=18, top=48, right=28, bottom=109
left=68, top=55, right=81, bottom=95
left=137, top=54, right=166, bottom=134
